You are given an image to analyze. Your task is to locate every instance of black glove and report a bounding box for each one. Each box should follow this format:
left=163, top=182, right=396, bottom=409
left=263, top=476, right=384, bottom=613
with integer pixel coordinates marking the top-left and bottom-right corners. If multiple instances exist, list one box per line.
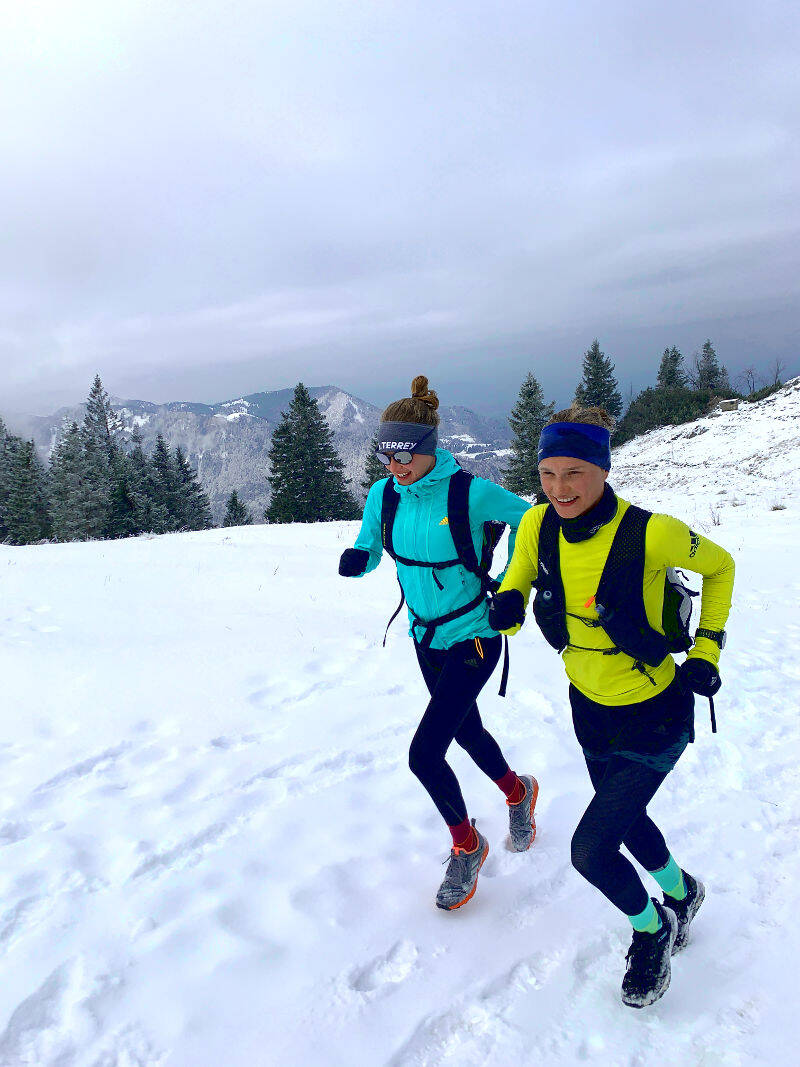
left=680, top=658, right=721, bottom=697
left=338, top=547, right=370, bottom=577
left=488, top=589, right=526, bottom=631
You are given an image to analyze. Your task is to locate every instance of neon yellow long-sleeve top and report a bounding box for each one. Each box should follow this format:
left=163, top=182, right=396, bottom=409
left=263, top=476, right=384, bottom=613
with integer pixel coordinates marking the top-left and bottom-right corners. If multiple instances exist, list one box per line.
left=497, top=496, right=735, bottom=706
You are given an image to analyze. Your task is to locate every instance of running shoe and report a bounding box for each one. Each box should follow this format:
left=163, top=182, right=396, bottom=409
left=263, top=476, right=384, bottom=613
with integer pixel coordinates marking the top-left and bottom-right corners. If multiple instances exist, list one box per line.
left=662, top=870, right=705, bottom=953
left=621, top=900, right=678, bottom=1008
left=507, top=774, right=539, bottom=852
left=435, top=822, right=489, bottom=911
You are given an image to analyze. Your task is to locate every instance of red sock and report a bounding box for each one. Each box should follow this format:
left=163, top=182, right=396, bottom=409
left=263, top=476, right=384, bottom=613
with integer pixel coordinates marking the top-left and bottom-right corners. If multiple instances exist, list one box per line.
left=495, top=768, right=524, bottom=803
left=449, top=817, right=477, bottom=851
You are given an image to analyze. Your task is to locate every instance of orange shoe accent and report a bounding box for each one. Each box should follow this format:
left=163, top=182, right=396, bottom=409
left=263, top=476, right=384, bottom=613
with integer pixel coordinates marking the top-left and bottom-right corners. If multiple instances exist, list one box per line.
left=442, top=841, right=489, bottom=910
left=506, top=776, right=540, bottom=850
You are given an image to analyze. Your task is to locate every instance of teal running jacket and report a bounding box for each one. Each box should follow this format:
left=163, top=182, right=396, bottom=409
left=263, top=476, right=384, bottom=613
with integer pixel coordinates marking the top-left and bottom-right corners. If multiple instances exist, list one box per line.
left=352, top=449, right=531, bottom=649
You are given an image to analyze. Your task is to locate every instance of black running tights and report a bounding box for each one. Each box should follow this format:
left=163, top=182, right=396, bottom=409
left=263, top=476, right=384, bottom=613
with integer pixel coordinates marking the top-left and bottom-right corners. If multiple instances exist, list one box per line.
left=570, top=755, right=672, bottom=917
left=411, top=635, right=509, bottom=826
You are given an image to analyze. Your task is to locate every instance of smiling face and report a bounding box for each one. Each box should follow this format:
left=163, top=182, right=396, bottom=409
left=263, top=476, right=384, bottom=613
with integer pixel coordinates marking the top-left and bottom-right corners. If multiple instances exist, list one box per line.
left=538, top=456, right=609, bottom=518
left=383, top=450, right=436, bottom=486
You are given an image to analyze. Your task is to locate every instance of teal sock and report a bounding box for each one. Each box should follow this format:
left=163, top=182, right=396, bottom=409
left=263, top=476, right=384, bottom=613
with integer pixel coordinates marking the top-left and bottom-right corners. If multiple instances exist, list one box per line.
left=649, top=855, right=686, bottom=900
left=628, top=898, right=662, bottom=933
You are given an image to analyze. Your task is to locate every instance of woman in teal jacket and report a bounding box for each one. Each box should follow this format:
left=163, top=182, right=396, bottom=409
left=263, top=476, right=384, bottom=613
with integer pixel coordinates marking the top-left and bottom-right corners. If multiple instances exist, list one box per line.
left=339, top=376, right=535, bottom=911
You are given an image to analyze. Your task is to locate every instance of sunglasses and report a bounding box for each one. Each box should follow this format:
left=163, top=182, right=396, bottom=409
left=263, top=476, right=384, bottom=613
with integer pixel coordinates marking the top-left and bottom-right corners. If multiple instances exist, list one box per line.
left=375, top=425, right=436, bottom=465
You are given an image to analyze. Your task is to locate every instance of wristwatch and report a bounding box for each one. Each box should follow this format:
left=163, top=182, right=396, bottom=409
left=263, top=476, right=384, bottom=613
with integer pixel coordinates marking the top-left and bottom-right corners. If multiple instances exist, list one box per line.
left=695, top=628, right=727, bottom=649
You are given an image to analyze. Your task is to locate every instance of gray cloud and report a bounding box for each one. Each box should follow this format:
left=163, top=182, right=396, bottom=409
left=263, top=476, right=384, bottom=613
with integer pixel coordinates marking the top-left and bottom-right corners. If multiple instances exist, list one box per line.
left=1, top=0, right=798, bottom=415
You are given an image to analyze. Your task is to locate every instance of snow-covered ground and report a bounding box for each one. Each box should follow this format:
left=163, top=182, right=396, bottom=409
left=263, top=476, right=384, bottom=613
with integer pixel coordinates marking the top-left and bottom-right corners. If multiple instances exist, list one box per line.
left=2, top=385, right=799, bottom=1065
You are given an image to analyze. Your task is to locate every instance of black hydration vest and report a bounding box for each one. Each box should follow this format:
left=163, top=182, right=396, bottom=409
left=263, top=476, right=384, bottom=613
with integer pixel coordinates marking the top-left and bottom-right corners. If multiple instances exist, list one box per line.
left=532, top=503, right=694, bottom=682
left=380, top=468, right=510, bottom=694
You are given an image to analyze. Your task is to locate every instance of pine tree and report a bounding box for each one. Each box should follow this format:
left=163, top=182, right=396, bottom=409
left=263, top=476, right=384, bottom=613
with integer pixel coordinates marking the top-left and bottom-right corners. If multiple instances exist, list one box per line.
left=656, top=347, right=687, bottom=389
left=126, top=429, right=170, bottom=534
left=82, top=374, right=138, bottom=537
left=266, top=383, right=360, bottom=523
left=50, top=422, right=107, bottom=540
left=573, top=339, right=622, bottom=418
left=83, top=374, right=123, bottom=463
left=692, top=340, right=730, bottom=393
left=173, top=447, right=213, bottom=530
left=103, top=456, right=140, bottom=539
left=2, top=439, right=51, bottom=544
left=361, top=431, right=388, bottom=495
left=0, top=417, right=10, bottom=541
left=223, top=490, right=253, bottom=527
left=149, top=434, right=183, bottom=530
left=504, top=372, right=554, bottom=498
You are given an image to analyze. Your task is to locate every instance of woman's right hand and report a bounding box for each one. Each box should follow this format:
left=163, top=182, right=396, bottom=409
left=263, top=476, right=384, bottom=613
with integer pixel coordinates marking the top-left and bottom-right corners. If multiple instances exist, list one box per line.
left=488, top=589, right=526, bottom=632
left=338, top=548, right=370, bottom=577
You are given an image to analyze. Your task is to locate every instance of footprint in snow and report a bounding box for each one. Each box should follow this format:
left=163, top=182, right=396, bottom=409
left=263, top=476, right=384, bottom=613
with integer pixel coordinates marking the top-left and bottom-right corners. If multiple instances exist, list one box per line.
left=349, top=939, right=419, bottom=994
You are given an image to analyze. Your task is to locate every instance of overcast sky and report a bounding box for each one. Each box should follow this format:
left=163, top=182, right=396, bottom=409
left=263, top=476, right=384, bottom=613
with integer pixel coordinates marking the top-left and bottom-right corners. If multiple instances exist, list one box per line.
left=1, top=0, right=798, bottom=417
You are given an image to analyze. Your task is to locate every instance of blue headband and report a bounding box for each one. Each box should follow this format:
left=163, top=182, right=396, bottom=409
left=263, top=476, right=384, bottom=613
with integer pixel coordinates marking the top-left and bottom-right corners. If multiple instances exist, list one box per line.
left=537, top=422, right=612, bottom=471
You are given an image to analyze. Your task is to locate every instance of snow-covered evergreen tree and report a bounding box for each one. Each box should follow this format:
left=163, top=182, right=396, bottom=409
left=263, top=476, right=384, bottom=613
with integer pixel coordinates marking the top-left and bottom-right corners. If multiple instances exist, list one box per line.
left=223, top=490, right=253, bottom=527
left=266, top=383, right=359, bottom=523
left=83, top=374, right=123, bottom=463
left=50, top=422, right=108, bottom=540
left=504, top=372, right=554, bottom=498
left=574, top=339, right=623, bottom=418
left=2, top=439, right=51, bottom=544
left=0, top=422, right=51, bottom=544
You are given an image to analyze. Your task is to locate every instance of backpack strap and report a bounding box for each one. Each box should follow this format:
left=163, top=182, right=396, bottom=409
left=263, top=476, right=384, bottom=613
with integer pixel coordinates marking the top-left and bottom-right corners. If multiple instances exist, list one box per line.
left=446, top=468, right=510, bottom=696
left=531, top=504, right=570, bottom=652
left=446, top=469, right=480, bottom=577
left=594, top=504, right=669, bottom=673
left=381, top=478, right=400, bottom=558
left=381, top=479, right=404, bottom=646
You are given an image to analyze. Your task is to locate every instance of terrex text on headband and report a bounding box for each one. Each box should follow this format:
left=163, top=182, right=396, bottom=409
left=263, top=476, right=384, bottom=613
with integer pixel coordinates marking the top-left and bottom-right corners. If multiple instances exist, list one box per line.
left=376, top=425, right=437, bottom=465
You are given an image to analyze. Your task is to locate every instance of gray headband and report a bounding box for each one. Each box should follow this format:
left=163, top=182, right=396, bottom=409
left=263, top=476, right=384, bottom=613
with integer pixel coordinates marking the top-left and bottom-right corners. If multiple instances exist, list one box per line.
left=377, top=420, right=438, bottom=456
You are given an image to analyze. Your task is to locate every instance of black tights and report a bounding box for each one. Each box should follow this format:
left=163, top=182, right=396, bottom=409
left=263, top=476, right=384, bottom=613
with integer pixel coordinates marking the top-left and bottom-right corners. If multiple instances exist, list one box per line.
left=570, top=754, right=671, bottom=916
left=410, top=635, right=509, bottom=826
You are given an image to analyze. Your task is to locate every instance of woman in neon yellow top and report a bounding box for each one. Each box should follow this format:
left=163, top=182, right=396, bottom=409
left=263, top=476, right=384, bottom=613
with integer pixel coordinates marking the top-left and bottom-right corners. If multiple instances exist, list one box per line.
left=488, top=405, right=734, bottom=1009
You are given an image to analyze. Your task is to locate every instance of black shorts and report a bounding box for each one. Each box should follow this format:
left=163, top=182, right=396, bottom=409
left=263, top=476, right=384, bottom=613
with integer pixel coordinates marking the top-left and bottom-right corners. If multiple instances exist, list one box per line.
left=569, top=673, right=695, bottom=773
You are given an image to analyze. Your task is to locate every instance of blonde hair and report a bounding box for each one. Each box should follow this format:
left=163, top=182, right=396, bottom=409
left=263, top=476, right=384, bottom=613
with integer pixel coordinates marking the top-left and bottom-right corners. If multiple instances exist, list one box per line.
left=381, top=375, right=440, bottom=426
left=546, top=404, right=616, bottom=432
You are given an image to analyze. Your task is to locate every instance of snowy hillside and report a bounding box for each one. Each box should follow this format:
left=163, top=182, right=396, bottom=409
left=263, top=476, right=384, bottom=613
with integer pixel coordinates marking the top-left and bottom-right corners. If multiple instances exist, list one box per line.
left=613, top=377, right=800, bottom=512
left=1, top=400, right=799, bottom=1064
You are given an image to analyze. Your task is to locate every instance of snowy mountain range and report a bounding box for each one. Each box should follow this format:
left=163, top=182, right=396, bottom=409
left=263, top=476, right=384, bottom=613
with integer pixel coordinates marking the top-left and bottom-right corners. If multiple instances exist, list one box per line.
left=14, top=386, right=512, bottom=522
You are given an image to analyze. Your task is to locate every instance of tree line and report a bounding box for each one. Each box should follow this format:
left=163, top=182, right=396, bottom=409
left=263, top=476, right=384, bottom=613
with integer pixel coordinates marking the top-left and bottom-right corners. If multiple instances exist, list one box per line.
left=0, top=376, right=215, bottom=545
left=0, top=341, right=788, bottom=540
left=501, top=337, right=782, bottom=499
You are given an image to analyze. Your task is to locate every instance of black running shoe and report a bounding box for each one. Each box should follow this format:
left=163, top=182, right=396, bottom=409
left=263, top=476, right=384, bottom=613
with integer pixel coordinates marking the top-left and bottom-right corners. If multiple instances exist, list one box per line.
left=621, top=900, right=678, bottom=1009
left=662, top=870, right=705, bottom=953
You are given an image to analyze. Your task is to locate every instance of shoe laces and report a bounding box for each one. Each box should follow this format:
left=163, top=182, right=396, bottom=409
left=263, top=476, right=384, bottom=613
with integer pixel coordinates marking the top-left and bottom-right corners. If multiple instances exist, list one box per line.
left=626, top=925, right=667, bottom=968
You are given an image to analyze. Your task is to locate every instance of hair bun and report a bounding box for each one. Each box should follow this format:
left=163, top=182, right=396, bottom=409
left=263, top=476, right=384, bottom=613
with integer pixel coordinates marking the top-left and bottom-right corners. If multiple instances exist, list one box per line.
left=410, top=375, right=439, bottom=412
